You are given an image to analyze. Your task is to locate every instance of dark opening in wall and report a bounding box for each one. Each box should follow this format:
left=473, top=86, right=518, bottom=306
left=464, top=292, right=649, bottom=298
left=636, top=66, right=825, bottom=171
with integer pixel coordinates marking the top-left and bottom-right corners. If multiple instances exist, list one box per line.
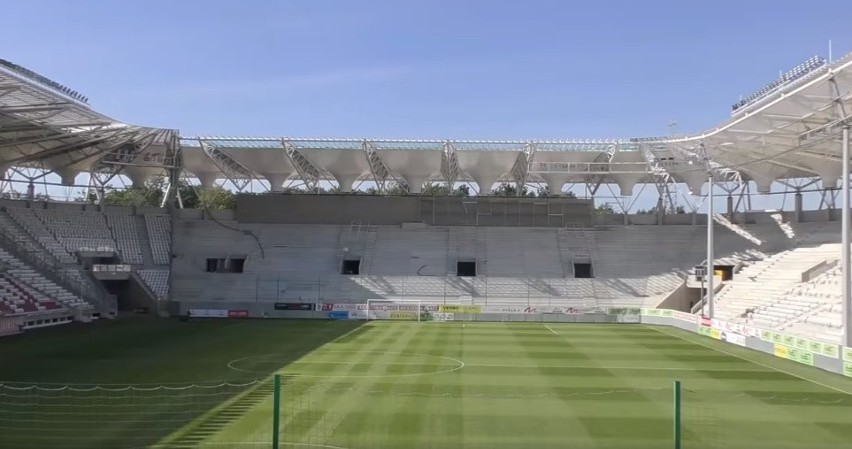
left=228, top=258, right=245, bottom=273
left=341, top=259, right=361, bottom=275
left=574, top=263, right=593, bottom=278
left=715, top=265, right=734, bottom=281
left=457, top=261, right=476, bottom=277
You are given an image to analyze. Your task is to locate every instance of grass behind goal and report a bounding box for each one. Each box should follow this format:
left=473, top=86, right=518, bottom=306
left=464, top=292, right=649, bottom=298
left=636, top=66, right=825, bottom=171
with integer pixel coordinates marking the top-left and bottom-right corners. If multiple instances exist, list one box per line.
left=2, top=319, right=852, bottom=448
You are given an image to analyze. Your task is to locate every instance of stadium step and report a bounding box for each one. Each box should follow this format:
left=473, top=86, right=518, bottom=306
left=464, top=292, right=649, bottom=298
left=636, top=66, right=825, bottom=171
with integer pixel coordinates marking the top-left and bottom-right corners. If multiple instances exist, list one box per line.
left=136, top=215, right=156, bottom=267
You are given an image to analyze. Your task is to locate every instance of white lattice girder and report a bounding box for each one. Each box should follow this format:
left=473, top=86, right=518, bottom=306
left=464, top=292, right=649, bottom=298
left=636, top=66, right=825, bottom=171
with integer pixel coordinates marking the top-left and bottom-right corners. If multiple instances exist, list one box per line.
left=298, top=147, right=370, bottom=192
left=218, top=147, right=294, bottom=192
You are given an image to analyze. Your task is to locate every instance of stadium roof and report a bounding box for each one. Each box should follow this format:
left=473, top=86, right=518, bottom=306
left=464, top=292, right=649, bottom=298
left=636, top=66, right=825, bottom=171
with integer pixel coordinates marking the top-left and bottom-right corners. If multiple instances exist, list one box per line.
left=0, top=59, right=177, bottom=187
left=1, top=53, right=851, bottom=196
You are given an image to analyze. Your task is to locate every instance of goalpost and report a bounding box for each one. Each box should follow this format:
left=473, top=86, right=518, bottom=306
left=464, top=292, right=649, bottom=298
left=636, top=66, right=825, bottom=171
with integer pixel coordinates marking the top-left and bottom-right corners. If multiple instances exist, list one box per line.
left=365, top=299, right=423, bottom=322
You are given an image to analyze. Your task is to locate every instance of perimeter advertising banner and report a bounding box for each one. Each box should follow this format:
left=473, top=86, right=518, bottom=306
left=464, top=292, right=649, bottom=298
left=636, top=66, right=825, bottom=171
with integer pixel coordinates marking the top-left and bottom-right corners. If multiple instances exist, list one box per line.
left=274, top=303, right=314, bottom=311
left=482, top=305, right=587, bottom=314
left=758, top=328, right=840, bottom=359
left=719, top=331, right=746, bottom=347
left=641, top=308, right=674, bottom=318
left=711, top=319, right=758, bottom=338
left=0, top=316, right=23, bottom=337
left=188, top=309, right=228, bottom=318
left=438, top=305, right=481, bottom=314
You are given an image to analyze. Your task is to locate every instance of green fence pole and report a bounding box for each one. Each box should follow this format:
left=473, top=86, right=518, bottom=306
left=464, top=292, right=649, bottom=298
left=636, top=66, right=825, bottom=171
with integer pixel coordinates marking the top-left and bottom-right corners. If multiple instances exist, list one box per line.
left=272, top=374, right=281, bottom=449
left=673, top=380, right=682, bottom=449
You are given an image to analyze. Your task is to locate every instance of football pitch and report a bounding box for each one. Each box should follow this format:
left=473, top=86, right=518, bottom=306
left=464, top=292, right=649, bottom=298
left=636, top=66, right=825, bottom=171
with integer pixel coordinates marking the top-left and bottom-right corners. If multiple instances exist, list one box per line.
left=2, top=319, right=852, bottom=449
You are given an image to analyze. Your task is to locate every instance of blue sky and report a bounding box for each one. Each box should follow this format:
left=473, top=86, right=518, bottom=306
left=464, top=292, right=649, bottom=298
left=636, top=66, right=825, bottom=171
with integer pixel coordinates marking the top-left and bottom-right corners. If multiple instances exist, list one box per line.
left=3, top=0, right=848, bottom=139
left=1, top=0, right=849, bottom=210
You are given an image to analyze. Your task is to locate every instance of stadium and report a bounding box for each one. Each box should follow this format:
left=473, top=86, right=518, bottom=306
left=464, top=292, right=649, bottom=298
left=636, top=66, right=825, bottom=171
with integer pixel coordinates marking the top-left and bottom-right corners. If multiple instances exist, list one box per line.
left=2, top=45, right=852, bottom=449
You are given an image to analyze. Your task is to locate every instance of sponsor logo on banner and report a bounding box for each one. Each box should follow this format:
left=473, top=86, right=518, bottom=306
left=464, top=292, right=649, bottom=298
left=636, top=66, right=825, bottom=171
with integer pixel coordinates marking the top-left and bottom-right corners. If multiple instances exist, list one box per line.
left=845, top=347, right=852, bottom=362
left=720, top=331, right=746, bottom=347
left=389, top=311, right=419, bottom=320
left=810, top=340, right=823, bottom=354
left=274, top=303, right=314, bottom=311
left=608, top=308, right=641, bottom=316
left=710, top=328, right=722, bottom=340
left=188, top=309, right=228, bottom=318
left=439, top=305, right=481, bottom=313
left=0, top=316, right=23, bottom=336
left=774, top=345, right=789, bottom=359
left=430, top=313, right=454, bottom=322
left=228, top=310, right=249, bottom=318
left=844, top=362, right=852, bottom=378
left=328, top=304, right=367, bottom=312
left=822, top=343, right=840, bottom=359
left=771, top=333, right=783, bottom=344
left=321, top=304, right=333, bottom=312
left=701, top=316, right=712, bottom=327
left=483, top=305, right=528, bottom=314
left=712, top=319, right=758, bottom=338
left=328, top=311, right=350, bottom=320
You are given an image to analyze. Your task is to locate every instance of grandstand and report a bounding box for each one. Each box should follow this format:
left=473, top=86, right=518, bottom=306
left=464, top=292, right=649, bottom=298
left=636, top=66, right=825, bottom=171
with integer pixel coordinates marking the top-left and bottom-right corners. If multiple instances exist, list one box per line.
left=1, top=51, right=852, bottom=448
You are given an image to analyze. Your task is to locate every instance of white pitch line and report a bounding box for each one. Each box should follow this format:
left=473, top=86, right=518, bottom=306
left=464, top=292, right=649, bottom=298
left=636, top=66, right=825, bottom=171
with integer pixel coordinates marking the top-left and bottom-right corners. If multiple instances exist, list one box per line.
left=649, top=326, right=852, bottom=396
left=464, top=363, right=770, bottom=372
left=280, top=360, right=769, bottom=372
left=544, top=324, right=559, bottom=335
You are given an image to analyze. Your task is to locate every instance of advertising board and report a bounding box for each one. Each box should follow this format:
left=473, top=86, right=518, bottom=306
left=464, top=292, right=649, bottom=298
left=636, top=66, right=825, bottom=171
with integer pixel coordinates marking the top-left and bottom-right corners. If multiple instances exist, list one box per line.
left=228, top=310, right=249, bottom=318
left=0, top=316, right=22, bottom=337
left=719, top=331, right=746, bottom=347
left=274, top=303, right=314, bottom=311
left=188, top=309, right=228, bottom=318
left=439, top=305, right=481, bottom=313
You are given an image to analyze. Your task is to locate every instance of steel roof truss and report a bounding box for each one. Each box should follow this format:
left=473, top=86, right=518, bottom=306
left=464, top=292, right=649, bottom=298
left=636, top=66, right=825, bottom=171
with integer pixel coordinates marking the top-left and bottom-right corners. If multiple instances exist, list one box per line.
left=197, top=139, right=255, bottom=191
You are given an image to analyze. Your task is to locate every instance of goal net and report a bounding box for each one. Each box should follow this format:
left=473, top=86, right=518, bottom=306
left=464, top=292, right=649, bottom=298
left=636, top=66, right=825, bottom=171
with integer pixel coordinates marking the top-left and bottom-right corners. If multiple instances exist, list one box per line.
left=365, top=299, right=422, bottom=322
left=0, top=380, right=269, bottom=448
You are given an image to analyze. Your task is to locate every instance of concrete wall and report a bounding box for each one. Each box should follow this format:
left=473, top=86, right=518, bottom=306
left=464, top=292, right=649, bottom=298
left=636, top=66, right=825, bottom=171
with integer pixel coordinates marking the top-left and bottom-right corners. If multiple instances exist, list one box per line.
left=235, top=194, right=594, bottom=227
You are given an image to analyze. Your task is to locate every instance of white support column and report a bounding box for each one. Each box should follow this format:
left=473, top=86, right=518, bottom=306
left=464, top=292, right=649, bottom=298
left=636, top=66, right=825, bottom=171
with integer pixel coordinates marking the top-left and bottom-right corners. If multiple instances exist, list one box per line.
left=707, top=174, right=715, bottom=319
left=842, top=126, right=851, bottom=347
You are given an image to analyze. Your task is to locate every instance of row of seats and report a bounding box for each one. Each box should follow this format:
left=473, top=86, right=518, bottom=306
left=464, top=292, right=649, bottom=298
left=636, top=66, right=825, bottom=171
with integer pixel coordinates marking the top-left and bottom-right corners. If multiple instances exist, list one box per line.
left=0, top=272, right=61, bottom=314
left=138, top=269, right=169, bottom=300
left=146, top=215, right=171, bottom=265
left=105, top=214, right=143, bottom=264
left=32, top=208, right=116, bottom=255
left=0, top=248, right=86, bottom=314
left=5, top=206, right=172, bottom=267
left=6, top=207, right=77, bottom=263
left=710, top=243, right=840, bottom=321
left=761, top=267, right=845, bottom=342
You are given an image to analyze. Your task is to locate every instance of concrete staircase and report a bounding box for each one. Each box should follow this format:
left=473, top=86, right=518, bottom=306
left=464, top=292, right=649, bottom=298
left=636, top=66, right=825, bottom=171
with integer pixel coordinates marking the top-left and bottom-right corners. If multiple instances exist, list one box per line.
left=136, top=215, right=156, bottom=267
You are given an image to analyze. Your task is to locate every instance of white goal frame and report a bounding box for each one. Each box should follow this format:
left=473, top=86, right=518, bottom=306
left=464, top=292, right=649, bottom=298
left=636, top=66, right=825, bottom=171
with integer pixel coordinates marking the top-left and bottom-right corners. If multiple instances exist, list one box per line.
left=365, top=299, right=422, bottom=322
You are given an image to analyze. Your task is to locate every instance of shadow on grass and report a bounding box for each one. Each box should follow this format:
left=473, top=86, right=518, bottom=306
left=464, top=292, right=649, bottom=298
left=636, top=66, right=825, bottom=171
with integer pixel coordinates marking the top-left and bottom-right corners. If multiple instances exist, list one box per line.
left=0, top=318, right=364, bottom=449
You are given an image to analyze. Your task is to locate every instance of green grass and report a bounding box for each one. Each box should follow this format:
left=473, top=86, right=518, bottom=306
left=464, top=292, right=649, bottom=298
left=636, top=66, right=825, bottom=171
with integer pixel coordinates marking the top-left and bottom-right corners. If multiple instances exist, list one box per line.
left=2, top=318, right=852, bottom=448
